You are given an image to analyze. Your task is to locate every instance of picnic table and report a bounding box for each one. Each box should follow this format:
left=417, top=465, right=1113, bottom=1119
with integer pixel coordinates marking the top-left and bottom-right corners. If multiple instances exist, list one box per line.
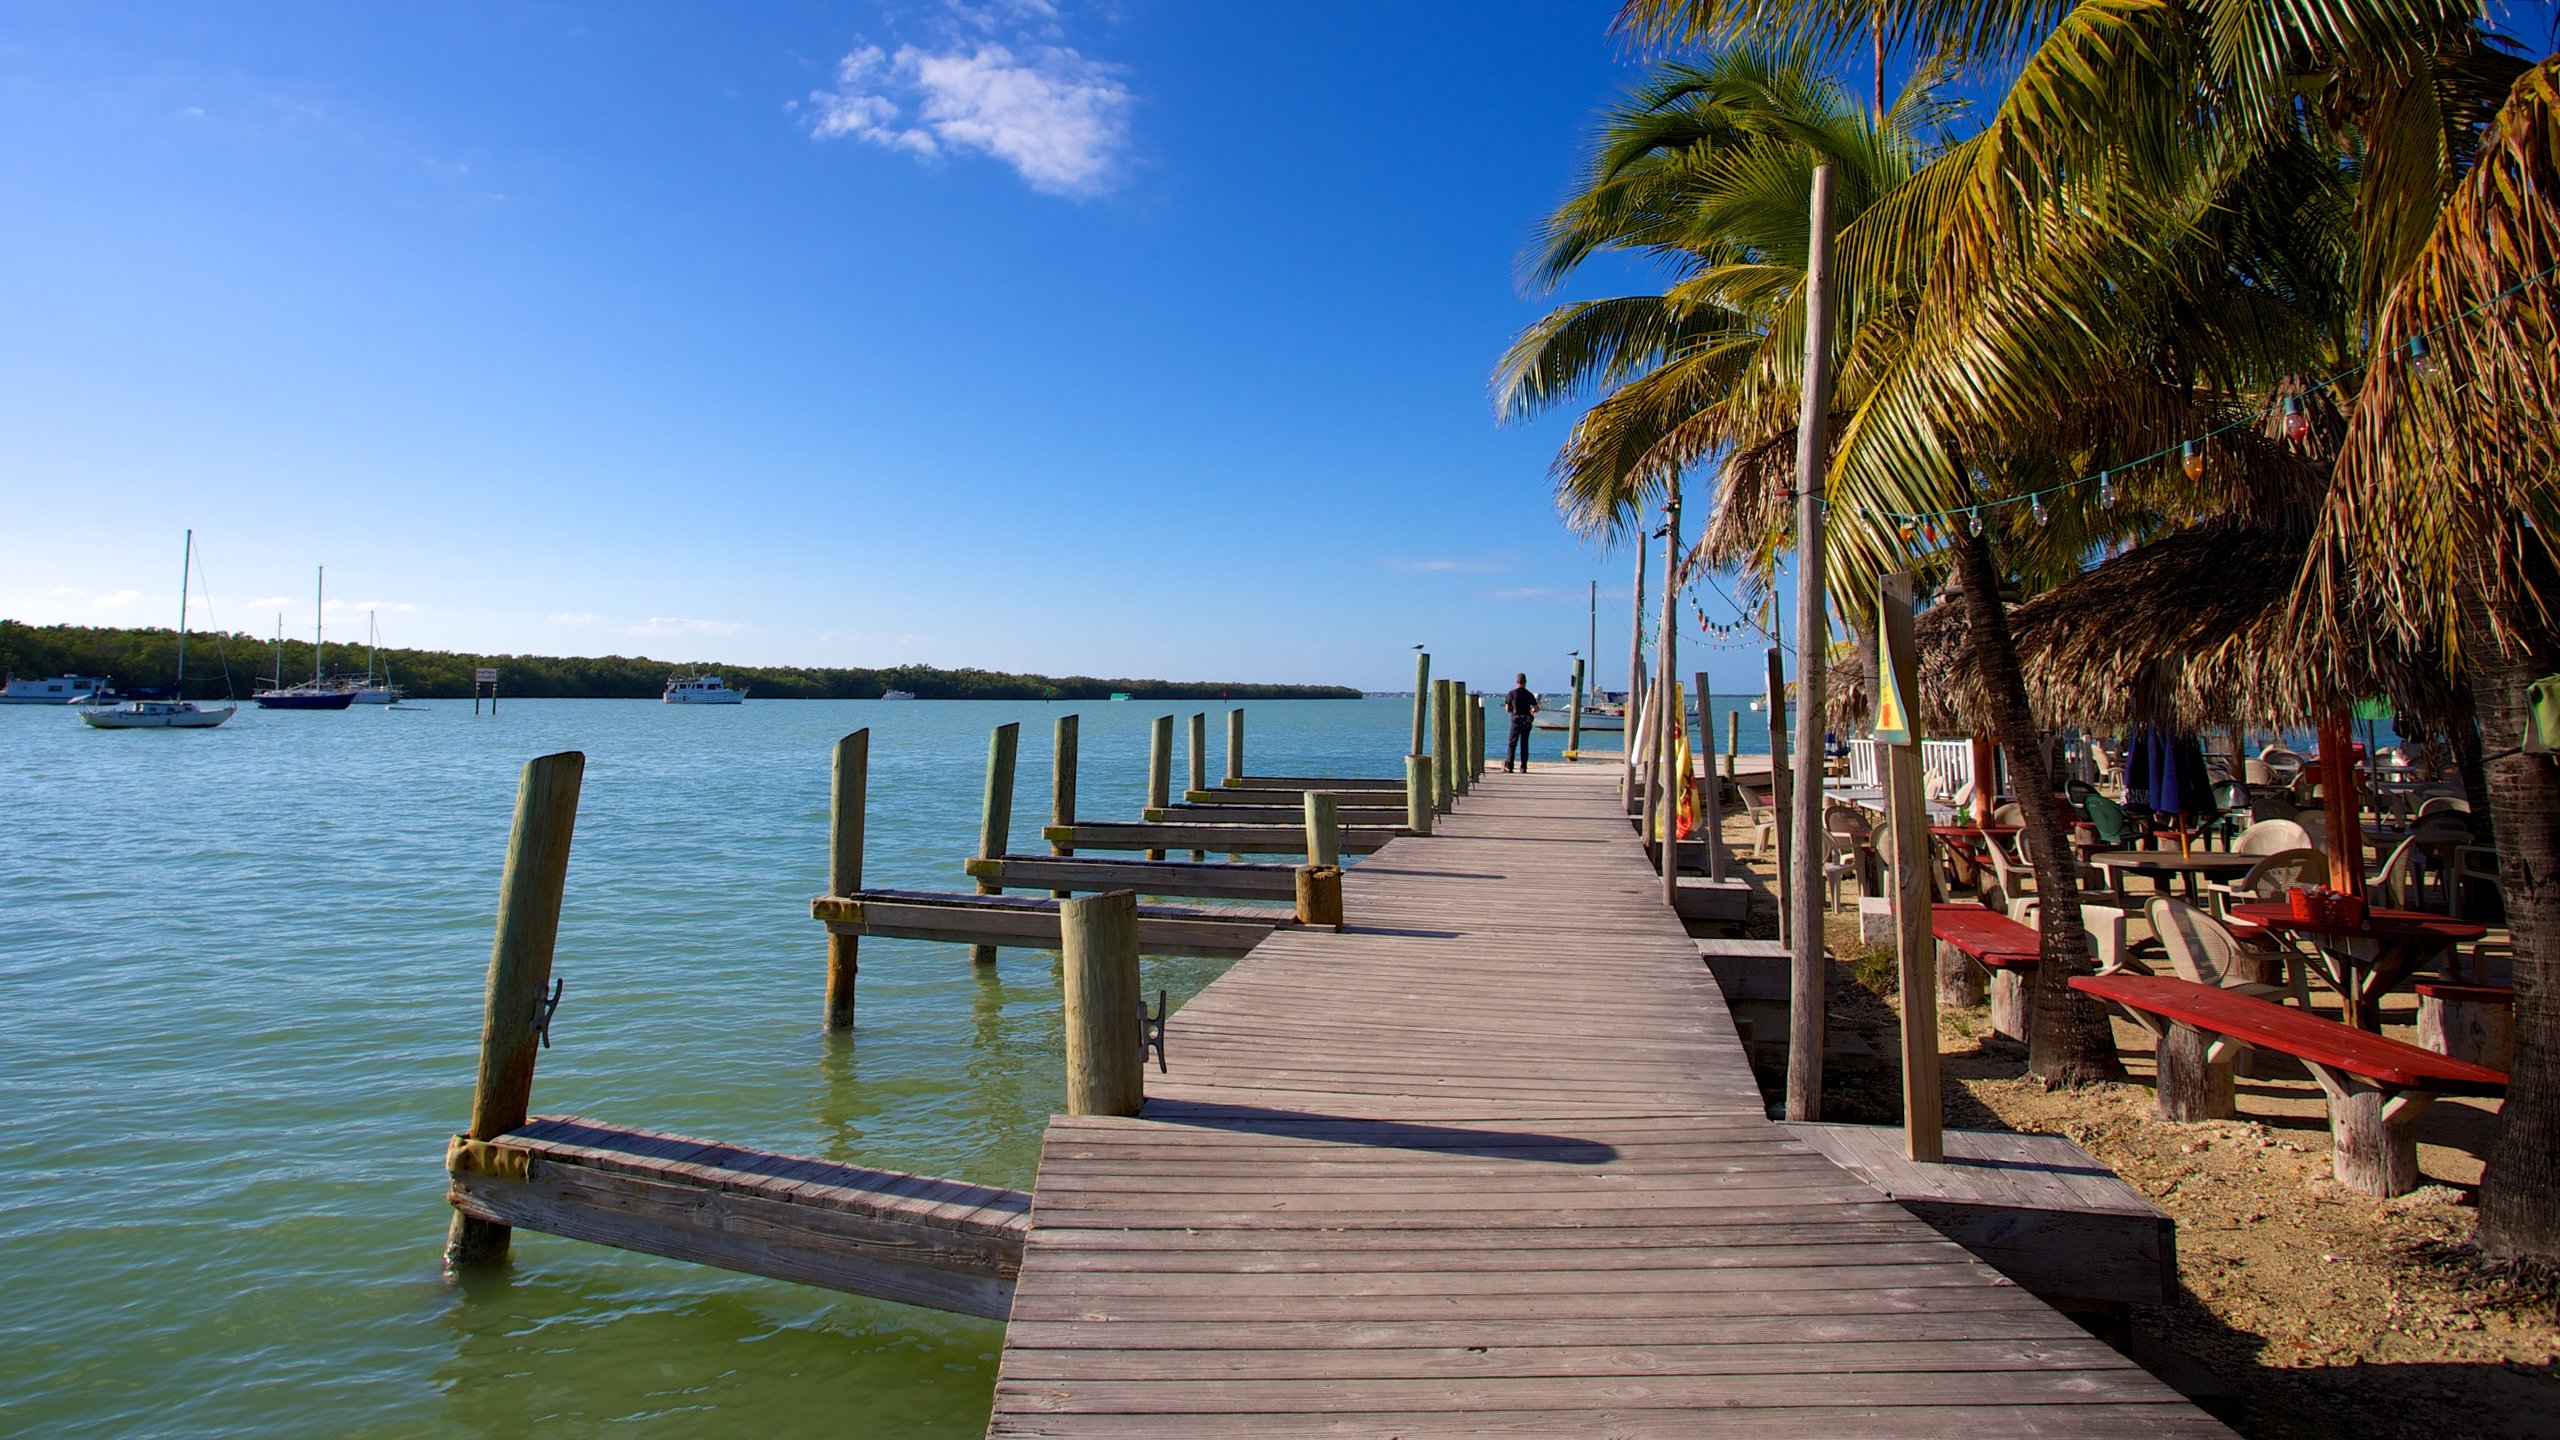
left=2226, top=901, right=2485, bottom=1031
left=2091, top=848, right=2259, bottom=901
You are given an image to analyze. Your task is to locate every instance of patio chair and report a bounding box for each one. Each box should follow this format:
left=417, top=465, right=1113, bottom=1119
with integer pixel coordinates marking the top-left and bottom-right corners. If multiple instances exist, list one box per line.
left=2417, top=795, right=2471, bottom=818
left=1990, top=801, right=2026, bottom=828
left=2147, top=896, right=2294, bottom=1003
left=2231, top=818, right=2313, bottom=855
left=2367, top=833, right=2435, bottom=910
left=2080, top=792, right=2145, bottom=847
left=1985, top=836, right=2137, bottom=972
left=1739, top=784, right=1778, bottom=859
left=1823, top=804, right=1880, bottom=899
left=2206, top=847, right=2328, bottom=916
left=2260, top=745, right=2304, bottom=782
left=2244, top=758, right=2279, bottom=787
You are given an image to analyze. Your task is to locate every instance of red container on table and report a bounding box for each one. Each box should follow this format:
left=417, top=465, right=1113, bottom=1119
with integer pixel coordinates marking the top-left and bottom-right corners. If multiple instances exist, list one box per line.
left=2287, top=887, right=2316, bottom=922
left=2336, top=893, right=2367, bottom=928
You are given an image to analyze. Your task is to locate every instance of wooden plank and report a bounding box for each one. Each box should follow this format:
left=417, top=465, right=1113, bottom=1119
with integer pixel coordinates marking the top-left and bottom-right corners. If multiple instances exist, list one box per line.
left=812, top=890, right=1280, bottom=958
left=965, top=854, right=1300, bottom=900
left=1041, top=822, right=1399, bottom=855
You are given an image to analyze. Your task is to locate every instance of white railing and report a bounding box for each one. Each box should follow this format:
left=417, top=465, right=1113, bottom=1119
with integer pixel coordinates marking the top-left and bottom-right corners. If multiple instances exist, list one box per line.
left=1846, top=738, right=1880, bottom=787
left=1846, top=737, right=1977, bottom=800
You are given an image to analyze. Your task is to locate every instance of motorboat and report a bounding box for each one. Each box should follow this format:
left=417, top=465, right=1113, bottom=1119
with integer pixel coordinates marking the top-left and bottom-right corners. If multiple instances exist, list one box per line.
left=82, top=531, right=235, bottom=730
left=3, top=674, right=111, bottom=705
left=880, top=689, right=916, bottom=700
left=1535, top=702, right=1626, bottom=732
left=664, top=675, right=747, bottom=704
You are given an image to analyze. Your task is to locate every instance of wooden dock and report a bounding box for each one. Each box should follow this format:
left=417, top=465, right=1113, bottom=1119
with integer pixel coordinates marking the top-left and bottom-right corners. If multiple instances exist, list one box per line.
left=988, top=765, right=2225, bottom=1436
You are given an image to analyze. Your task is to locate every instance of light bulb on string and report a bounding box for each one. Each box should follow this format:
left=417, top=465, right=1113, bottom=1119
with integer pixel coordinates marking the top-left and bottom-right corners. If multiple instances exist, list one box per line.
left=2096, top=469, right=2115, bottom=508
left=2030, top=494, right=2048, bottom=525
left=2182, top=439, right=2204, bottom=481
left=2407, top=333, right=2437, bottom=378
left=2282, top=394, right=2310, bottom=443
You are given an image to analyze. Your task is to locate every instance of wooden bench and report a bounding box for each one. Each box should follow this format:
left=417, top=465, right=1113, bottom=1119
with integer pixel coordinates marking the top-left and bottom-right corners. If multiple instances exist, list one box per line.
left=2071, top=973, right=2506, bottom=1195
left=2415, top=980, right=2515, bottom=1071
left=1932, top=902, right=2039, bottom=1040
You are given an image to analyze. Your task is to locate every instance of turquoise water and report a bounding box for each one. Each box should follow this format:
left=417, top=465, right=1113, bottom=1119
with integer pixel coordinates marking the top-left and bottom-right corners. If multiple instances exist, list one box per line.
left=1, top=696, right=1667, bottom=1439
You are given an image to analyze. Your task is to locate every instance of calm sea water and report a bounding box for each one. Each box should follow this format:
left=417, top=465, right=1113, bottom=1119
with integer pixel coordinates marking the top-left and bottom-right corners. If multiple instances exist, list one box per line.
left=0, top=695, right=1775, bottom=1439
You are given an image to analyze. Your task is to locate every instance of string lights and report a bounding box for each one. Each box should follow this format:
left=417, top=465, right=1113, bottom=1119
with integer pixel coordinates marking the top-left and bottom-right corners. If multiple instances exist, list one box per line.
left=1858, top=260, right=2559, bottom=529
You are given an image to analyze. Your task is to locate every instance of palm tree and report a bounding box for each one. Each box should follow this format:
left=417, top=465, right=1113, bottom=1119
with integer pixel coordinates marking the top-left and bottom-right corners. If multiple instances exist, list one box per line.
left=1617, top=0, right=2559, bottom=1259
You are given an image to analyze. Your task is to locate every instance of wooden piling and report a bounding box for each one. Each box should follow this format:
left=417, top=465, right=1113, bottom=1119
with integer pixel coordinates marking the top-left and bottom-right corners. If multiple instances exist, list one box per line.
left=1726, top=710, right=1740, bottom=783
left=1879, top=577, right=1939, bottom=1159
left=1471, top=698, right=1486, bottom=782
left=1405, top=753, right=1434, bottom=836
left=1294, top=864, right=1344, bottom=928
left=1694, top=671, right=1724, bottom=883
left=1303, top=791, right=1341, bottom=870
left=1050, top=714, right=1079, bottom=897
left=1225, top=709, right=1244, bottom=786
left=1566, top=657, right=1585, bottom=758
left=1186, top=712, right=1208, bottom=860
left=1146, top=714, right=1174, bottom=862
left=445, top=749, right=586, bottom=1268
left=1767, top=649, right=1793, bottom=949
left=825, top=732, right=867, bottom=1030
left=1061, top=891, right=1144, bottom=1117
left=1452, top=684, right=1472, bottom=797
left=973, top=722, right=1019, bottom=964
left=1432, top=681, right=1454, bottom=813
left=1410, top=652, right=1431, bottom=757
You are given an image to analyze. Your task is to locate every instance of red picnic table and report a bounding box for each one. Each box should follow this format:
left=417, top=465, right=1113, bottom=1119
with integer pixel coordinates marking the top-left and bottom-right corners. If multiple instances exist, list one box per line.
left=2227, top=901, right=2484, bottom=1031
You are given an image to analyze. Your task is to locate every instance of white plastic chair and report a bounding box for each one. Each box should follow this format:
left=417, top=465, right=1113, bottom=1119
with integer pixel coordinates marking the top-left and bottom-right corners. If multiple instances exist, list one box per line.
left=2207, top=847, right=2329, bottom=916
left=2147, top=896, right=2293, bottom=1002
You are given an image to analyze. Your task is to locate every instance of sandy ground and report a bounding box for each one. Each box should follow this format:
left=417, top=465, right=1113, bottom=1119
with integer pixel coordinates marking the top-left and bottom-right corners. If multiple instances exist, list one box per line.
left=1702, top=802, right=2560, bottom=1438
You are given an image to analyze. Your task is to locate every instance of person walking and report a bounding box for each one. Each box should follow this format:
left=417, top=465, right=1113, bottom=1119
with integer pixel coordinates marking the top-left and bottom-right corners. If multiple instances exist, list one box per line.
left=1502, top=673, right=1539, bottom=773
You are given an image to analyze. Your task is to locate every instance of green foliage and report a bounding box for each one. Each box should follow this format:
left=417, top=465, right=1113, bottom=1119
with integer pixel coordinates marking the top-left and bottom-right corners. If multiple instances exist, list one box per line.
left=0, top=622, right=1362, bottom=703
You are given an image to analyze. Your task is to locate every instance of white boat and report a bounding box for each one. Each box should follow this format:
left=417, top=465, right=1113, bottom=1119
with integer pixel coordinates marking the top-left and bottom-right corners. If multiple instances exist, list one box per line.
left=83, top=531, right=235, bottom=730
left=2, top=673, right=111, bottom=704
left=880, top=689, right=916, bottom=701
left=346, top=610, right=403, bottom=704
left=254, top=571, right=358, bottom=710
left=664, top=674, right=747, bottom=704
left=1535, top=702, right=1625, bottom=733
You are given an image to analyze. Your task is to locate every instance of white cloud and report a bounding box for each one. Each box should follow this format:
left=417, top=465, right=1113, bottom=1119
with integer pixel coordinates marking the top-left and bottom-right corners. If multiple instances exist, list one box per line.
left=92, top=589, right=140, bottom=609
left=625, top=616, right=747, bottom=638
left=48, top=585, right=82, bottom=597
left=321, top=598, right=420, bottom=614
left=245, top=595, right=296, bottom=611
left=809, top=38, right=1132, bottom=196
left=1385, top=557, right=1505, bottom=574
left=548, top=611, right=601, bottom=626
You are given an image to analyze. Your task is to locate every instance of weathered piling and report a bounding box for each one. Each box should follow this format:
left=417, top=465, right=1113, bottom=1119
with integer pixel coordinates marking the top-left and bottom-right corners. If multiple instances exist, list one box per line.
left=1225, top=709, right=1244, bottom=786
left=1186, top=712, right=1207, bottom=860
left=1693, top=671, right=1724, bottom=883
left=1061, top=891, right=1144, bottom=1116
left=1432, top=681, right=1454, bottom=813
left=1146, top=714, right=1174, bottom=862
left=1294, top=862, right=1344, bottom=928
left=1726, top=710, right=1740, bottom=782
left=445, top=750, right=586, bottom=1268
left=1452, top=683, right=1472, bottom=797
left=974, top=722, right=1019, bottom=964
left=1409, top=651, right=1430, bottom=755
left=1050, top=714, right=1079, bottom=897
left=1471, top=698, right=1486, bottom=782
left=1878, top=575, right=1939, bottom=1161
left=826, top=732, right=867, bottom=1029
left=1405, top=753, right=1434, bottom=835
left=1566, top=657, right=1585, bottom=757
left=1303, top=792, right=1341, bottom=869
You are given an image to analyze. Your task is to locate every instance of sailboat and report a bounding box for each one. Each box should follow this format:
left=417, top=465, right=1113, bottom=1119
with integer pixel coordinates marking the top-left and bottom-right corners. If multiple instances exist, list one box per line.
left=254, top=568, right=358, bottom=710
left=82, top=531, right=237, bottom=730
left=1536, top=579, right=1628, bottom=732
left=345, top=610, right=403, bottom=704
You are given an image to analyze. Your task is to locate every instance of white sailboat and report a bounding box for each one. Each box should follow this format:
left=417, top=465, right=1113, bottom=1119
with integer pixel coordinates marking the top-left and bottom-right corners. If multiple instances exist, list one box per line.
left=346, top=610, right=403, bottom=704
left=82, top=531, right=237, bottom=730
left=1536, top=579, right=1627, bottom=731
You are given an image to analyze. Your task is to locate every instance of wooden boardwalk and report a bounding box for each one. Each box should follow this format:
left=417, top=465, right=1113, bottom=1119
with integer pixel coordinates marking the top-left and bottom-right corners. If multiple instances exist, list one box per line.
left=989, top=764, right=2228, bottom=1437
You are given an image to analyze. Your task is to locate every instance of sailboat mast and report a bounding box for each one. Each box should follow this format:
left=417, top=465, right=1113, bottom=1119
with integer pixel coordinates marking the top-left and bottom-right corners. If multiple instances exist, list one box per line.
left=313, top=567, right=324, bottom=686
left=177, top=529, right=192, bottom=695
left=1588, top=580, right=1597, bottom=700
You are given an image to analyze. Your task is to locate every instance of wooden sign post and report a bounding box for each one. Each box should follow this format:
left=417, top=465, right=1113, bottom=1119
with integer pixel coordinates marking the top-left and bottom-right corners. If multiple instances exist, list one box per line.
left=1878, top=572, right=1943, bottom=1162
left=473, top=666, right=499, bottom=714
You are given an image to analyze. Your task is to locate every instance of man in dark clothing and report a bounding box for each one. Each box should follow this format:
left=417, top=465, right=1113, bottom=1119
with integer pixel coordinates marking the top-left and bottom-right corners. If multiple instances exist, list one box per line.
left=1503, top=673, right=1539, bottom=772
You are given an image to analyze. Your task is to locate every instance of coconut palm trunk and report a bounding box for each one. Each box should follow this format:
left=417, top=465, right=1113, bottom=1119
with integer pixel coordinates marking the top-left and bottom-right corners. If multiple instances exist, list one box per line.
left=2461, top=595, right=2560, bottom=1262
left=1948, top=523, right=2124, bottom=1085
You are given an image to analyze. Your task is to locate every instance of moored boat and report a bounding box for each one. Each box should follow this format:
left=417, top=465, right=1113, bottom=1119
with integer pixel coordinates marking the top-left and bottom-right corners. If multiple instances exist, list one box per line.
left=664, top=675, right=747, bottom=704
left=256, top=569, right=357, bottom=710
left=880, top=689, right=916, bottom=700
left=3, top=673, right=112, bottom=705
left=82, top=530, right=235, bottom=730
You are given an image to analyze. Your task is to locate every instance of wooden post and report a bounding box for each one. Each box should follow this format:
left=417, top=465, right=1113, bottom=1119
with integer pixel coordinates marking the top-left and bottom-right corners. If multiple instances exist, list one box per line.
left=1970, top=733, right=2001, bottom=811
left=2319, top=711, right=2364, bottom=896
left=1050, top=714, right=1079, bottom=897
left=825, top=732, right=867, bottom=1030
left=1625, top=658, right=1648, bottom=814
left=1471, top=698, right=1487, bottom=783
left=1295, top=864, right=1345, bottom=928
left=1767, top=648, right=1793, bottom=950
left=1225, top=708, right=1244, bottom=786
left=1433, top=680, right=1454, bottom=812
left=1405, top=753, right=1434, bottom=836
left=1410, top=651, right=1431, bottom=756
left=445, top=750, right=586, bottom=1267
left=1878, top=575, right=1938, bottom=1158
left=1303, top=791, right=1342, bottom=869
left=1659, top=493, right=1683, bottom=911
left=1626, top=501, right=1648, bottom=807
left=1186, top=712, right=1208, bottom=860
left=1695, top=670, right=1725, bottom=883
left=1566, top=657, right=1585, bottom=759
left=1635, top=677, right=1661, bottom=844
left=1452, top=684, right=1472, bottom=796
left=1145, top=714, right=1173, bottom=862
left=1060, top=891, right=1144, bottom=1117
left=1726, top=710, right=1740, bottom=783
left=972, top=722, right=1019, bottom=964
left=1785, top=164, right=1840, bottom=1124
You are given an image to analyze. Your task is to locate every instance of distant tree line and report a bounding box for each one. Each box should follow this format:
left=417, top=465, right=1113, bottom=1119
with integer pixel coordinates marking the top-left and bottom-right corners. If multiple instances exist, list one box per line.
left=0, top=622, right=1362, bottom=701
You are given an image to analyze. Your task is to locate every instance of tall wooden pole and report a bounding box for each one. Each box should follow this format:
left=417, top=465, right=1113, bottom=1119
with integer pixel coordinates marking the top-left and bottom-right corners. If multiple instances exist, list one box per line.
left=1452, top=683, right=1472, bottom=796
left=1410, top=651, right=1431, bottom=756
left=1050, top=714, right=1079, bottom=897
left=1304, top=792, right=1342, bottom=870
left=1659, top=496, right=1683, bottom=910
left=1433, top=680, right=1455, bottom=813
left=1627, top=504, right=1649, bottom=808
left=445, top=750, right=585, bottom=1267
left=1186, top=711, right=1208, bottom=860
left=1061, top=891, right=1143, bottom=1116
left=1567, top=657, right=1586, bottom=759
left=1880, top=575, right=1941, bottom=1160
left=2320, top=712, right=2365, bottom=897
left=1768, top=649, right=1794, bottom=949
left=973, top=722, right=1018, bottom=964
left=1225, top=708, right=1245, bottom=786
left=1786, top=162, right=1842, bottom=1125
left=1695, top=670, right=1724, bottom=882
left=825, top=731, right=867, bottom=1029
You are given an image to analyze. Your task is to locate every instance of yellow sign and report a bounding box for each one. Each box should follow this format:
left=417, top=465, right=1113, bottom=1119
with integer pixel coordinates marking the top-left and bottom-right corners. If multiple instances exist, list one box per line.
left=1873, top=573, right=1919, bottom=746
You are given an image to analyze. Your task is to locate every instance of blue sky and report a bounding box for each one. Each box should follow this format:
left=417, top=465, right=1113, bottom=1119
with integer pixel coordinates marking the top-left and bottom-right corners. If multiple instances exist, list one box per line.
left=7, top=3, right=1820, bottom=692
